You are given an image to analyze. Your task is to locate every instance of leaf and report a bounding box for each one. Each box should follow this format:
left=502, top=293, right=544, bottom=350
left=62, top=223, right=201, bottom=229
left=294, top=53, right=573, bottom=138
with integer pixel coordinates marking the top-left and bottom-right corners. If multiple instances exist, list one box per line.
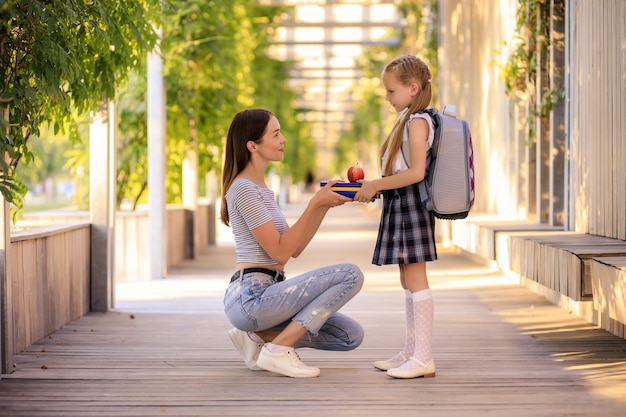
left=1, top=0, right=158, bottom=211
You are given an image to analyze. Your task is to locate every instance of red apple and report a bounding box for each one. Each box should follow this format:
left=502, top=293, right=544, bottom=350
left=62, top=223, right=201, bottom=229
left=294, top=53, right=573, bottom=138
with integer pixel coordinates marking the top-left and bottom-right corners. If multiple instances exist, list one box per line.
left=347, top=163, right=365, bottom=183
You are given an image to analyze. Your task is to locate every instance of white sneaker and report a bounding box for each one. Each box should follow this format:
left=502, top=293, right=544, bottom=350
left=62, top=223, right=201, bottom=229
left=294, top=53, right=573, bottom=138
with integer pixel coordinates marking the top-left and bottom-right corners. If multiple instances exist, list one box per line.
left=256, top=346, right=320, bottom=378
left=228, top=328, right=264, bottom=371
left=387, top=357, right=436, bottom=379
left=373, top=352, right=408, bottom=371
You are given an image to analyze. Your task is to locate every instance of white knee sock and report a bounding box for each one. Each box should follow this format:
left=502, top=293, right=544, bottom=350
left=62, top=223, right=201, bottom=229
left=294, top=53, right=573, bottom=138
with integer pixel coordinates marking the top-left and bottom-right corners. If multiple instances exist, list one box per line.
left=397, top=289, right=434, bottom=370
left=401, top=289, right=415, bottom=357
left=412, top=289, right=433, bottom=362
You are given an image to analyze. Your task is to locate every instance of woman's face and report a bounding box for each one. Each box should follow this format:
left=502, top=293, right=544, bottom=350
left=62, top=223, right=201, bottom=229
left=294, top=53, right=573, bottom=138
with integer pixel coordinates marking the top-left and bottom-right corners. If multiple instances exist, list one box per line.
left=255, top=115, right=286, bottom=162
left=382, top=71, right=419, bottom=112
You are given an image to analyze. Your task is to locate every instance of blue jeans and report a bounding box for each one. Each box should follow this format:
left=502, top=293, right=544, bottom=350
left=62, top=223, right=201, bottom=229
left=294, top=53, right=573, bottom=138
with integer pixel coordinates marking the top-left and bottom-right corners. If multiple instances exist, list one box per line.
left=223, top=263, right=364, bottom=351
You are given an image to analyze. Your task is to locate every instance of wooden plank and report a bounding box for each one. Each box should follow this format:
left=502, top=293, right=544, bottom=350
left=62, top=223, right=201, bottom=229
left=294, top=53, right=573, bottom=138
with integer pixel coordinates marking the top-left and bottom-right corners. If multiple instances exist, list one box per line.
left=23, top=238, right=37, bottom=350
left=7, top=227, right=91, bottom=358
left=591, top=256, right=626, bottom=335
left=612, top=2, right=626, bottom=240
left=10, top=240, right=22, bottom=358
left=0, top=202, right=625, bottom=416
left=510, top=232, right=626, bottom=299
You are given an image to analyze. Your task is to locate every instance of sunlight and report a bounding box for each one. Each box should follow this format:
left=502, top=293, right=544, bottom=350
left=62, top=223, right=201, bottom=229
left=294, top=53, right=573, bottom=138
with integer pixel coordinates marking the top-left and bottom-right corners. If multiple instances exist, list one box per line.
left=334, top=4, right=362, bottom=22
left=333, top=28, right=363, bottom=42
left=369, top=4, right=396, bottom=21
left=296, top=4, right=325, bottom=22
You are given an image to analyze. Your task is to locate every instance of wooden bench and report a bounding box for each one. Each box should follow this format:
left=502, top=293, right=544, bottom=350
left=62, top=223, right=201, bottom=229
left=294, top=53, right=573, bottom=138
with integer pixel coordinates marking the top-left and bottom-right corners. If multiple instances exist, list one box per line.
left=450, top=218, right=562, bottom=261
left=449, top=216, right=626, bottom=339
left=506, top=233, right=626, bottom=301
left=590, top=256, right=626, bottom=338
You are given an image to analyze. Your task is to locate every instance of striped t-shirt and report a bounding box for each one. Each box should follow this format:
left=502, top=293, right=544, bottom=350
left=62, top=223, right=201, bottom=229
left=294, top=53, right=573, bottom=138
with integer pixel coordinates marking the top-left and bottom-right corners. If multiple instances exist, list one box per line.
left=225, top=178, right=287, bottom=264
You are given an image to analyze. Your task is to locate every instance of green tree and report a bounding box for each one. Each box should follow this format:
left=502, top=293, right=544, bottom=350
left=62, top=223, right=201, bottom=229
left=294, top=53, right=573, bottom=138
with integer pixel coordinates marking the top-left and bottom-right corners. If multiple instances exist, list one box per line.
left=61, top=1, right=309, bottom=210
left=111, top=0, right=309, bottom=206
left=335, top=85, right=384, bottom=171
left=15, top=124, right=74, bottom=200
left=0, top=0, right=158, bottom=216
left=248, top=12, right=315, bottom=184
left=149, top=0, right=270, bottom=204
left=114, top=69, right=150, bottom=209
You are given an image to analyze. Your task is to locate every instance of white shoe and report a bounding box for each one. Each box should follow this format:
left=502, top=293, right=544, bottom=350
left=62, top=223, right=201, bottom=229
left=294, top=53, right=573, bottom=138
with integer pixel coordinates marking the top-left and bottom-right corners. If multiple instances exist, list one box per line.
left=256, top=346, right=320, bottom=378
left=228, top=328, right=264, bottom=371
left=387, top=357, right=436, bottom=379
left=373, top=352, right=408, bottom=371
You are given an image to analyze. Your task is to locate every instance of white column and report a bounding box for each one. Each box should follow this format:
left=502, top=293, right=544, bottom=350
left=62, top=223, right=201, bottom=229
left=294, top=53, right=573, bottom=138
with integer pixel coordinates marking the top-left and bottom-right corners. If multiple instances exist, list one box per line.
left=89, top=102, right=115, bottom=311
left=148, top=39, right=167, bottom=280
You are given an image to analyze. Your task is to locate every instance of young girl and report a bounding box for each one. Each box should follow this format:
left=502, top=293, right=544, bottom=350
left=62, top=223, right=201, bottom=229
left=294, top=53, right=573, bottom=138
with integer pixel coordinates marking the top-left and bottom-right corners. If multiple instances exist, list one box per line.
left=221, top=108, right=365, bottom=378
left=354, top=55, right=437, bottom=379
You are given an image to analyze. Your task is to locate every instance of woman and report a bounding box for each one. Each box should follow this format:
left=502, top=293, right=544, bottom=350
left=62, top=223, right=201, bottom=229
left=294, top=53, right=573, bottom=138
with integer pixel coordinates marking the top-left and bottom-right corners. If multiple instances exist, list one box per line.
left=221, top=108, right=364, bottom=378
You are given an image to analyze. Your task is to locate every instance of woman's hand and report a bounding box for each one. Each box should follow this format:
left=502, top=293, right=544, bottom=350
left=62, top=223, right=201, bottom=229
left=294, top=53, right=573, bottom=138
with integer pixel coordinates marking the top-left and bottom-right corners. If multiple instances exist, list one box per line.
left=313, top=180, right=352, bottom=208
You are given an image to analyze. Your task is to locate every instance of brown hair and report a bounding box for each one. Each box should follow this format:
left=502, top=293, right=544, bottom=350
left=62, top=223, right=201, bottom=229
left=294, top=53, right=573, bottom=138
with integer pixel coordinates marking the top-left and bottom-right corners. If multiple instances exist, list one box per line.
left=378, top=55, right=432, bottom=176
left=220, top=108, right=274, bottom=226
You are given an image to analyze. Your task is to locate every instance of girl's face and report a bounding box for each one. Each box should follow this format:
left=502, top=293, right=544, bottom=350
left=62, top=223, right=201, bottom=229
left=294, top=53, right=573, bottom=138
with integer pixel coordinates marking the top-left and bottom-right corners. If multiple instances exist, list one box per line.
left=253, top=115, right=286, bottom=162
left=382, top=71, right=419, bottom=112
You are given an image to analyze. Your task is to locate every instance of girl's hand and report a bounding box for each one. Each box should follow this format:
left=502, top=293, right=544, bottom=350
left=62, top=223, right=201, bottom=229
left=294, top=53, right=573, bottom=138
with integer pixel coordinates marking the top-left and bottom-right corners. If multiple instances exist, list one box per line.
left=313, top=180, right=352, bottom=208
left=354, top=179, right=377, bottom=203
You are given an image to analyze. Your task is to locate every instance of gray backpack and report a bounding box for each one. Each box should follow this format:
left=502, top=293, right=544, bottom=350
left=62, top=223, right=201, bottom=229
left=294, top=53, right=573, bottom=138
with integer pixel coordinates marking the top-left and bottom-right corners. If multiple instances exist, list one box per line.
left=401, top=105, right=475, bottom=220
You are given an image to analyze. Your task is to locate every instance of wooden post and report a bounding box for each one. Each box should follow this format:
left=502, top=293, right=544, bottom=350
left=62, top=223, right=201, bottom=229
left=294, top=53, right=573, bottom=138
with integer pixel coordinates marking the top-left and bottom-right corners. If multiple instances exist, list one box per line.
left=1, top=107, right=14, bottom=375
left=0, top=196, right=12, bottom=376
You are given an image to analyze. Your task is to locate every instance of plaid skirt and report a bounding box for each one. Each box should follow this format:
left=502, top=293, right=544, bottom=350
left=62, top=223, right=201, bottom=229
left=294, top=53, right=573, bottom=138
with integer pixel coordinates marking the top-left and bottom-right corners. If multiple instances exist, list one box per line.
left=372, top=182, right=437, bottom=265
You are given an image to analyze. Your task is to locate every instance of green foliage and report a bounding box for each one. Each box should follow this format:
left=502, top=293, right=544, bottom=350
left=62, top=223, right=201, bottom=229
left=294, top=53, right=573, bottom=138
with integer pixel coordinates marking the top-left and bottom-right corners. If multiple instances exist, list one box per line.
left=496, top=0, right=563, bottom=141
left=499, top=0, right=540, bottom=102
left=397, top=0, right=439, bottom=105
left=0, top=0, right=158, bottom=215
left=115, top=70, right=149, bottom=209
left=38, top=0, right=311, bottom=210
left=160, top=0, right=248, bottom=203
left=334, top=0, right=439, bottom=172
left=152, top=0, right=301, bottom=204
left=15, top=122, right=76, bottom=200
left=54, top=113, right=92, bottom=211
left=249, top=22, right=314, bottom=183
left=335, top=86, right=383, bottom=170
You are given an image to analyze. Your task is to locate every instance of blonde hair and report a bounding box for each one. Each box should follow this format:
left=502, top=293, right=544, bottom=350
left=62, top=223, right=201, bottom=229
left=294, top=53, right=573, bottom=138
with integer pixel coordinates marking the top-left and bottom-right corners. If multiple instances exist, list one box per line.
left=378, top=55, right=432, bottom=176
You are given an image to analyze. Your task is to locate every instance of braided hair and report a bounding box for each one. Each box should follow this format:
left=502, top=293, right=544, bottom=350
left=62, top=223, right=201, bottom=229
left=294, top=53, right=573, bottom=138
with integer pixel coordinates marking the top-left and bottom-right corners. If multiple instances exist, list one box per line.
left=378, top=55, right=432, bottom=176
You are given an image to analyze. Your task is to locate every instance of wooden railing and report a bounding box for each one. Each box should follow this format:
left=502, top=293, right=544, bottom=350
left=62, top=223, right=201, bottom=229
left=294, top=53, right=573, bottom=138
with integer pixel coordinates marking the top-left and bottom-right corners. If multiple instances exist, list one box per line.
left=8, top=223, right=91, bottom=357
left=3, top=202, right=216, bottom=370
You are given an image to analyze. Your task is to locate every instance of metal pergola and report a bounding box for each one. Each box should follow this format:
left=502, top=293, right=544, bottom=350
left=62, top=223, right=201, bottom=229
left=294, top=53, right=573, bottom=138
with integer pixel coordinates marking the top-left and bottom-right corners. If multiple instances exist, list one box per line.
left=259, top=0, right=405, bottom=174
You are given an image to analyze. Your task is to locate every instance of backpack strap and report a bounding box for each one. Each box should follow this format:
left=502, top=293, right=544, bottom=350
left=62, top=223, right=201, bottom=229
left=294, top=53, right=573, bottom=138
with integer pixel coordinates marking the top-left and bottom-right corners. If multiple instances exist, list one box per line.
left=400, top=109, right=440, bottom=208
left=400, top=109, right=440, bottom=166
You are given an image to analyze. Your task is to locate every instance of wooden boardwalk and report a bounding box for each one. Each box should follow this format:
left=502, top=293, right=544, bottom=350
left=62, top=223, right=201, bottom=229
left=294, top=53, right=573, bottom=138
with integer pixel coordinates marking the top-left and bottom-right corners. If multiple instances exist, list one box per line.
left=1, top=200, right=626, bottom=416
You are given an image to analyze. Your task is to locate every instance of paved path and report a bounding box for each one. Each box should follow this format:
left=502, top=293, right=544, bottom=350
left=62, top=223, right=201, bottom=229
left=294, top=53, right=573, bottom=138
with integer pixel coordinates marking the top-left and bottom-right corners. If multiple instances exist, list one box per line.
left=1, top=195, right=625, bottom=416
